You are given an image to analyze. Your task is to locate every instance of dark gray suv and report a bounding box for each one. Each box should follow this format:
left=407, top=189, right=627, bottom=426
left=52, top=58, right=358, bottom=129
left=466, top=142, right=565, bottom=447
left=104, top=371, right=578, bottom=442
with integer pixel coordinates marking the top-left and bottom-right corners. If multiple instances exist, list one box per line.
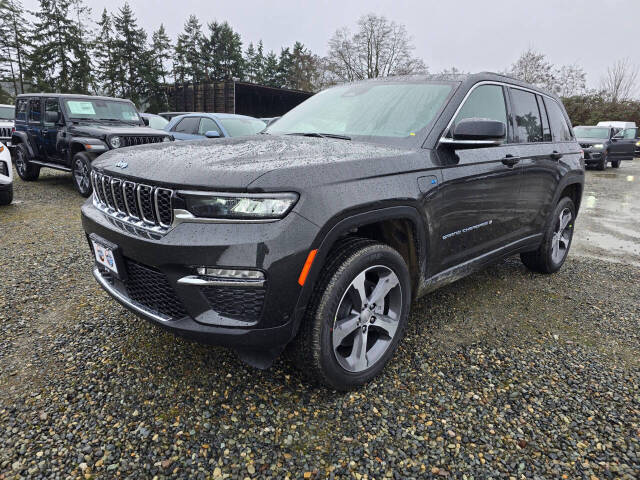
left=82, top=73, right=584, bottom=389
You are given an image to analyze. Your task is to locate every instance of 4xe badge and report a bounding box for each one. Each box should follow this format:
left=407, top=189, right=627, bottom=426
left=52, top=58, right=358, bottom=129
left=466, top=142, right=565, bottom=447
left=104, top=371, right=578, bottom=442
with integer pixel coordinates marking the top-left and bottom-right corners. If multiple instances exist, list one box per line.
left=115, top=161, right=128, bottom=169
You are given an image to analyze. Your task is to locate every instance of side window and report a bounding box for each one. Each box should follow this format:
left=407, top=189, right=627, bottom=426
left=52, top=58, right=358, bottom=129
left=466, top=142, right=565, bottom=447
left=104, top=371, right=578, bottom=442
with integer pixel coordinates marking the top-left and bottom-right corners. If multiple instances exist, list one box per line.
left=543, top=98, right=573, bottom=142
left=29, top=98, right=42, bottom=124
left=536, top=95, right=552, bottom=142
left=16, top=99, right=28, bottom=122
left=453, top=84, right=508, bottom=128
left=172, top=116, right=200, bottom=134
left=510, top=88, right=543, bottom=143
left=622, top=128, right=637, bottom=139
left=44, top=99, right=60, bottom=126
left=199, top=117, right=221, bottom=136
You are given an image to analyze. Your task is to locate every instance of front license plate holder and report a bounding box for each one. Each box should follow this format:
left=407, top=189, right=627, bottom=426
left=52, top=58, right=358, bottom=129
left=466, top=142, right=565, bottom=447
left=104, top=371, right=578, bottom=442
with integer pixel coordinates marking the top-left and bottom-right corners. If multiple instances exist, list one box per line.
left=89, top=233, right=126, bottom=280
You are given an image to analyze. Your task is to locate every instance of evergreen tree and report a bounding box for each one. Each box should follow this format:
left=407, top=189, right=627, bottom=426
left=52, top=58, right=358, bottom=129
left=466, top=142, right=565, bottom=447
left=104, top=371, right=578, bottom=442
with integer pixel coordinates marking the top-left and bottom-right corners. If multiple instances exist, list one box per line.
left=262, top=50, right=279, bottom=87
left=145, top=24, right=172, bottom=112
left=94, top=9, right=118, bottom=95
left=174, top=15, right=204, bottom=84
left=69, top=0, right=93, bottom=93
left=244, top=42, right=257, bottom=82
left=112, top=2, right=148, bottom=104
left=276, top=47, right=293, bottom=88
left=203, top=21, right=243, bottom=81
left=0, top=0, right=31, bottom=95
left=151, top=24, right=171, bottom=85
left=28, top=0, right=79, bottom=92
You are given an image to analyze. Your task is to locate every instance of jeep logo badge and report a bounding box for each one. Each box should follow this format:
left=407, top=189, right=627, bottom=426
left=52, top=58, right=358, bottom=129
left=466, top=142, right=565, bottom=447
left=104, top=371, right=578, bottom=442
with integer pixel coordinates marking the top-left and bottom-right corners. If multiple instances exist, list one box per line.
left=115, top=161, right=128, bottom=169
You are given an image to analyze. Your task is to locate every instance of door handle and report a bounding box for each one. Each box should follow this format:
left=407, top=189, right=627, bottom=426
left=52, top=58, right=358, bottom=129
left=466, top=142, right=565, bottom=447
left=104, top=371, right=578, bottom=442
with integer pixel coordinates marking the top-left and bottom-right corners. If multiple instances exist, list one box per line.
left=501, top=155, right=520, bottom=167
left=550, top=151, right=563, bottom=160
left=41, top=129, right=48, bottom=134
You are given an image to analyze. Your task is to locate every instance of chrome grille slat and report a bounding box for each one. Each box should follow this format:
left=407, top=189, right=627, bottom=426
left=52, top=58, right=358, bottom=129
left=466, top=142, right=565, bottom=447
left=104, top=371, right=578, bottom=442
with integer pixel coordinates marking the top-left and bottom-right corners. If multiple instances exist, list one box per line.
left=92, top=171, right=173, bottom=236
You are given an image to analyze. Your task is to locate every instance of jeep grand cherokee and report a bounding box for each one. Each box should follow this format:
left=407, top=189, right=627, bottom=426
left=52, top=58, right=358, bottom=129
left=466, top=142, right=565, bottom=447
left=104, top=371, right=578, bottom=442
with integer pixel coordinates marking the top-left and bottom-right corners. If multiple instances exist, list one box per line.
left=82, top=73, right=584, bottom=390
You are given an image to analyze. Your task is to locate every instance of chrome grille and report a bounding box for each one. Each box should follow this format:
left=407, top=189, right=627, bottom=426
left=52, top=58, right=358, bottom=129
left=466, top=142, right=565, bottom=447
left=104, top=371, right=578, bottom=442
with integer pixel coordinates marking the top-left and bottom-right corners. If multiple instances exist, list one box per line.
left=120, top=136, right=165, bottom=147
left=91, top=171, right=174, bottom=234
left=0, top=127, right=11, bottom=140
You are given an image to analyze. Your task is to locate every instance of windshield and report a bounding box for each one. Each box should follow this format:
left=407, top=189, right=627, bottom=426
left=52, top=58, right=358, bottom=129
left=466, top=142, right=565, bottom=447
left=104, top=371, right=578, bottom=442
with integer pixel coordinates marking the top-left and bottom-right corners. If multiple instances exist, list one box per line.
left=574, top=127, right=610, bottom=139
left=0, top=106, right=14, bottom=121
left=63, top=99, right=141, bottom=123
left=219, top=117, right=266, bottom=137
left=146, top=115, right=169, bottom=130
left=267, top=82, right=454, bottom=140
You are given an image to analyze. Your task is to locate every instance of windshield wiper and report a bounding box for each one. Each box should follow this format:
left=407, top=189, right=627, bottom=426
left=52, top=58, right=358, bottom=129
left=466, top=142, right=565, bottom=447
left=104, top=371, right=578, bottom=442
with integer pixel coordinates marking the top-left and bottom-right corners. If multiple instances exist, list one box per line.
left=285, top=132, right=351, bottom=140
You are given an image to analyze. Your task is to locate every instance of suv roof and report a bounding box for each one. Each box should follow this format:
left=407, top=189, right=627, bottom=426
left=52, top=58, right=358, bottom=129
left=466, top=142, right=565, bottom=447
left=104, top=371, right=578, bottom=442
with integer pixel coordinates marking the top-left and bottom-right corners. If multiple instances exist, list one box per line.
left=16, top=93, right=134, bottom=103
left=332, top=72, right=561, bottom=100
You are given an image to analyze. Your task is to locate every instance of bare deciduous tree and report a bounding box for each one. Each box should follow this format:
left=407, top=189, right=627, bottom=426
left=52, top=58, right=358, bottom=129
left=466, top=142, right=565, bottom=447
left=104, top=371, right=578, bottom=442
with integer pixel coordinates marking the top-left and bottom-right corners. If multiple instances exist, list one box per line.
left=600, top=58, right=638, bottom=102
left=326, top=14, right=426, bottom=82
left=508, top=48, right=555, bottom=91
left=554, top=64, right=586, bottom=97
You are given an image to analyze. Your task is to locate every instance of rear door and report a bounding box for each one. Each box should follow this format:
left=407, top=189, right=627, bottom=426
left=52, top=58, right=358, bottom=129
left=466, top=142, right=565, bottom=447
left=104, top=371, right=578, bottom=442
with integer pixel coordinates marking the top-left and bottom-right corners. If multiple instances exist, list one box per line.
left=27, top=98, right=44, bottom=158
left=434, top=83, right=524, bottom=271
left=510, top=90, right=567, bottom=236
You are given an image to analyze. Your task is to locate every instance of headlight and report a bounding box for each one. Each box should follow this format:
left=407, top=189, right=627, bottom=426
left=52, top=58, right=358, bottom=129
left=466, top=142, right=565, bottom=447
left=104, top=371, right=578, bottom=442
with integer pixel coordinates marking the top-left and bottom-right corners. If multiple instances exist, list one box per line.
left=181, top=192, right=298, bottom=219
left=163, top=136, right=171, bottom=142
left=109, top=136, right=121, bottom=149
left=636, top=141, right=640, bottom=147
left=592, top=144, right=604, bottom=149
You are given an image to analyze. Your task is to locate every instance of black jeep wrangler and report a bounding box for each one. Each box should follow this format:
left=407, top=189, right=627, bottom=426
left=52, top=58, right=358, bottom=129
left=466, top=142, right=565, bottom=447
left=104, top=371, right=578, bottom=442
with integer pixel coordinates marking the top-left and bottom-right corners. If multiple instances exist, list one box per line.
left=82, top=73, right=584, bottom=390
left=11, top=94, right=173, bottom=196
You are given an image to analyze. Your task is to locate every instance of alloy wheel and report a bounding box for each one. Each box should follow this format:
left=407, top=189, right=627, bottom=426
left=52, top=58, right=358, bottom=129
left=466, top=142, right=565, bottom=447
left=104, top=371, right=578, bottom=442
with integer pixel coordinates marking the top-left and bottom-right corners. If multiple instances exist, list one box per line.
left=74, top=158, right=90, bottom=193
left=15, top=150, right=26, bottom=176
left=332, top=265, right=402, bottom=373
left=551, top=207, right=573, bottom=264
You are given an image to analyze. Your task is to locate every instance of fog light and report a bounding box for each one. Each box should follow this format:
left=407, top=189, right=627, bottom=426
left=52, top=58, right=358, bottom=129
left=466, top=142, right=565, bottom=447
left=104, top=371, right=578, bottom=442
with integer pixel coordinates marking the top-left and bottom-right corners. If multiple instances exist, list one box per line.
left=196, top=267, right=264, bottom=280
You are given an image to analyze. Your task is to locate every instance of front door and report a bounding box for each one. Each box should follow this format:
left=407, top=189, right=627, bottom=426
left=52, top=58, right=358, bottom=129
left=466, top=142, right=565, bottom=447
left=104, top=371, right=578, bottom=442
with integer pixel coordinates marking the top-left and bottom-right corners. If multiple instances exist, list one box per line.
left=617, top=128, right=637, bottom=160
left=42, top=98, right=62, bottom=162
left=433, top=84, right=523, bottom=272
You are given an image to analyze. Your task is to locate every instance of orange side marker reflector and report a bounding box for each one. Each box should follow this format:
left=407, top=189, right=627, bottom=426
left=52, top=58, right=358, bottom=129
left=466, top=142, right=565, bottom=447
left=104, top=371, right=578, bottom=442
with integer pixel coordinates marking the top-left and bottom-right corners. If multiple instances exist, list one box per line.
left=298, top=249, right=318, bottom=286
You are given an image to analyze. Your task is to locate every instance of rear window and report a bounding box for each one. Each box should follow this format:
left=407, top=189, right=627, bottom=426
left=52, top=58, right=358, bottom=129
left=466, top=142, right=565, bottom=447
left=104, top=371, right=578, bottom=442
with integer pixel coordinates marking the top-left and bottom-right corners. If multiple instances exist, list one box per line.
left=16, top=100, right=28, bottom=122
left=544, top=98, right=573, bottom=142
left=29, top=98, right=42, bottom=124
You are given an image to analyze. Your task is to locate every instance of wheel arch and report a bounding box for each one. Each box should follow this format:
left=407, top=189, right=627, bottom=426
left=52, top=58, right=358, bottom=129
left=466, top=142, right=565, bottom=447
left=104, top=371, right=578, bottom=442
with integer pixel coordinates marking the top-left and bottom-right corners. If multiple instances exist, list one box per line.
left=292, top=205, right=429, bottom=332
left=10, top=131, right=35, bottom=158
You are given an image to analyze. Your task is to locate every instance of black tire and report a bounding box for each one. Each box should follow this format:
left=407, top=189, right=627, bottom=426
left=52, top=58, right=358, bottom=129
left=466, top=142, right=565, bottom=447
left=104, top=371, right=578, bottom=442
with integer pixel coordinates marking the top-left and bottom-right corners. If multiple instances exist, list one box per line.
left=14, top=144, right=40, bottom=181
left=0, top=184, right=12, bottom=205
left=520, top=197, right=576, bottom=274
left=72, top=152, right=93, bottom=197
left=611, top=159, right=621, bottom=168
left=290, top=238, right=411, bottom=390
left=597, top=152, right=607, bottom=170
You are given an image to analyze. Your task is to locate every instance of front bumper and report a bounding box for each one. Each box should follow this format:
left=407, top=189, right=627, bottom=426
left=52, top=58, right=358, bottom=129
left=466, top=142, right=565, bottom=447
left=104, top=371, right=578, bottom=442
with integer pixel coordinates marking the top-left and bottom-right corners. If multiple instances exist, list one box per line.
left=82, top=201, right=320, bottom=349
left=582, top=149, right=603, bottom=162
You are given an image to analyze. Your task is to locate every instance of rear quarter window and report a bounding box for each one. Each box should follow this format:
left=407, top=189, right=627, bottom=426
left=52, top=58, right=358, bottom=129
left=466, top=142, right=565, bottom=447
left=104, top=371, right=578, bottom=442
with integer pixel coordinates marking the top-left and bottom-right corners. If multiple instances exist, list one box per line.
left=509, top=88, right=543, bottom=143
left=543, top=98, right=573, bottom=142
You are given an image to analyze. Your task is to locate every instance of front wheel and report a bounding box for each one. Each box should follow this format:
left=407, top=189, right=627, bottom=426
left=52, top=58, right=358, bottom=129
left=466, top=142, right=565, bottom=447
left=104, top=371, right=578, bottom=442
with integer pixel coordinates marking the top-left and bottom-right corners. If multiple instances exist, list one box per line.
left=0, top=184, right=12, bottom=205
left=14, top=144, right=40, bottom=181
left=72, top=152, right=93, bottom=197
left=521, top=197, right=576, bottom=274
left=290, top=238, right=411, bottom=390
left=597, top=153, right=607, bottom=170
left=611, top=159, right=621, bottom=168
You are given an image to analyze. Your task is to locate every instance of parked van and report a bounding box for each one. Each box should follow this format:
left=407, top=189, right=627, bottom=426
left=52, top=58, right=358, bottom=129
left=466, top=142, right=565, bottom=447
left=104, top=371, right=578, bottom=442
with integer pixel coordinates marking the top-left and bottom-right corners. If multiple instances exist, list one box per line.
left=597, top=121, right=637, bottom=130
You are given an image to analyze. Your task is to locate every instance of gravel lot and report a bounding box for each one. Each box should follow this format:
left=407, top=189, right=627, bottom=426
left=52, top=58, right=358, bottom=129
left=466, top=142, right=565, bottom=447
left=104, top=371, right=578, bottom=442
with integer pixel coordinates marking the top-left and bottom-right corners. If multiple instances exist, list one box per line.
left=1, top=162, right=639, bottom=479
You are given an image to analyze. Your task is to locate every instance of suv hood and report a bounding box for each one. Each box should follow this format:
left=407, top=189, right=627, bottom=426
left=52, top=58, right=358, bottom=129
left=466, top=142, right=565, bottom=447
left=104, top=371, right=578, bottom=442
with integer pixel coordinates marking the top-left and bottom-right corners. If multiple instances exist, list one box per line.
left=0, top=120, right=13, bottom=127
left=93, top=135, right=415, bottom=189
left=70, top=123, right=169, bottom=139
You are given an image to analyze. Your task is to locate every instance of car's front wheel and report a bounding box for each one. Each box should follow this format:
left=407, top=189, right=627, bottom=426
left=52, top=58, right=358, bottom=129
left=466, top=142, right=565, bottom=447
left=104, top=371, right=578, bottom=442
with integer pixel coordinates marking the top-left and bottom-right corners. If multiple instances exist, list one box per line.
left=72, top=152, right=93, bottom=197
left=521, top=197, right=576, bottom=274
left=598, top=152, right=608, bottom=170
left=611, top=159, right=621, bottom=168
left=291, top=238, right=411, bottom=390
left=14, top=144, right=40, bottom=181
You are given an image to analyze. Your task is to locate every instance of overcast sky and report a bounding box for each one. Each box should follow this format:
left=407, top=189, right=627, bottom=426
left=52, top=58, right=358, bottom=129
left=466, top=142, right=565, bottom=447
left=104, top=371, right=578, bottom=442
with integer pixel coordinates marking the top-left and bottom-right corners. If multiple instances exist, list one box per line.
left=24, top=0, right=640, bottom=90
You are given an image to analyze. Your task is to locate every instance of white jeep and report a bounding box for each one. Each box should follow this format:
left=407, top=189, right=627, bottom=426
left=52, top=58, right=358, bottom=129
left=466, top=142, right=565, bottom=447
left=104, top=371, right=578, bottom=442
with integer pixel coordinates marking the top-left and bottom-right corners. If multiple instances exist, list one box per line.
left=0, top=141, right=12, bottom=205
left=0, top=104, right=14, bottom=147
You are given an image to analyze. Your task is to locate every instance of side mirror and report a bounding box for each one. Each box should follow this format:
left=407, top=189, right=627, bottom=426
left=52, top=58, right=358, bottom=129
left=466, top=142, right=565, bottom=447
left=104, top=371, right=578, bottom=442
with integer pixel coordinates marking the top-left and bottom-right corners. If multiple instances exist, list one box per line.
left=141, top=116, right=150, bottom=126
left=205, top=130, right=220, bottom=138
left=45, top=111, right=60, bottom=124
left=441, top=118, right=506, bottom=146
